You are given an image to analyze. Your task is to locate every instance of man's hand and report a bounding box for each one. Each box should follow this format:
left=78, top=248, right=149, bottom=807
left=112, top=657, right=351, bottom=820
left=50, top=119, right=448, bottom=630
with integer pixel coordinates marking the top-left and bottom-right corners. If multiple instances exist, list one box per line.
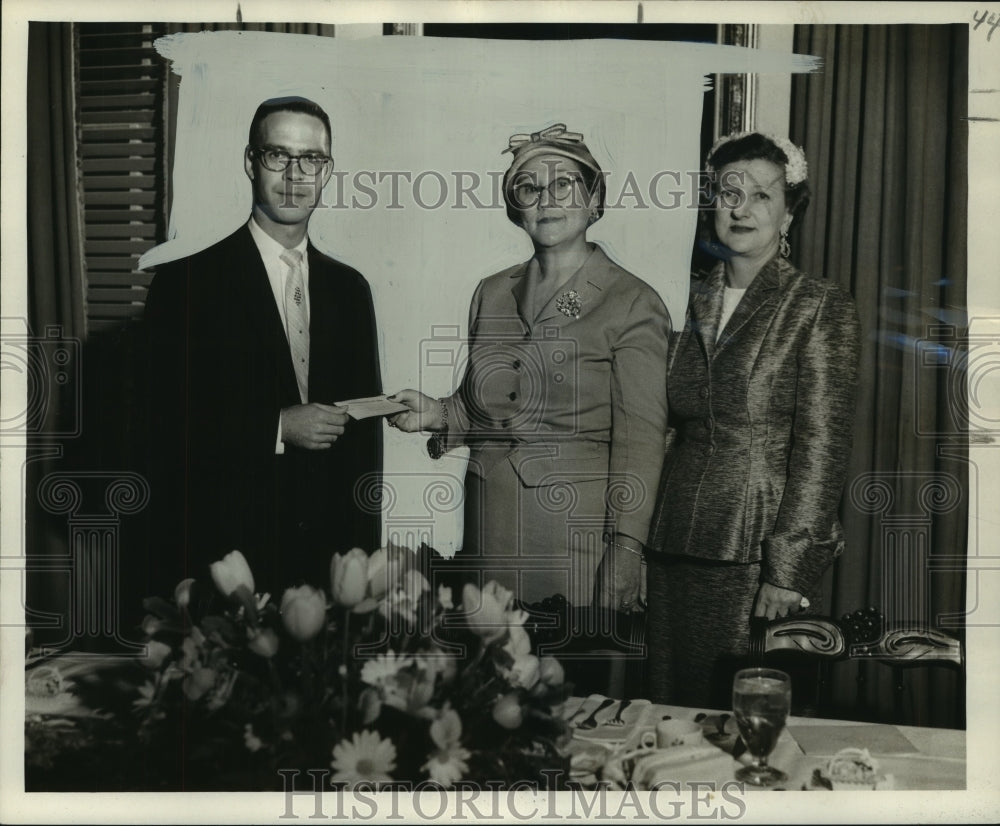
left=753, top=582, right=805, bottom=620
left=281, top=403, right=349, bottom=450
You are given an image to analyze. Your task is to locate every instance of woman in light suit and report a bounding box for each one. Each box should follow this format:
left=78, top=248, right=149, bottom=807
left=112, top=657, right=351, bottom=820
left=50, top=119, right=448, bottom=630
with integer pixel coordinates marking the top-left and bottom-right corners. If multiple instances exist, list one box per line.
left=390, top=125, right=670, bottom=612
left=645, top=132, right=862, bottom=707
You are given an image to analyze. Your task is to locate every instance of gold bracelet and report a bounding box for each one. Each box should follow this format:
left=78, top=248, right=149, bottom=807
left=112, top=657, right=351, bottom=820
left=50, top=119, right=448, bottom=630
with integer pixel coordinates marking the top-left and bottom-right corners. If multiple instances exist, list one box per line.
left=612, top=542, right=644, bottom=558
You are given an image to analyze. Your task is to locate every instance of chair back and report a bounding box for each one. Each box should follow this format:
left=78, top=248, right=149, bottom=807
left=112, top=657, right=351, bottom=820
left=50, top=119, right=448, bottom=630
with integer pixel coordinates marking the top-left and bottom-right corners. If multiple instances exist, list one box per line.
left=749, top=607, right=964, bottom=725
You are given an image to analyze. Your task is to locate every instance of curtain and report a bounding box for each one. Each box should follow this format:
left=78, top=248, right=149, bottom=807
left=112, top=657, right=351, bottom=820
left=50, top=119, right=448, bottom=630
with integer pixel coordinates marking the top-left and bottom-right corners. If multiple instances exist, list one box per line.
left=790, top=24, right=968, bottom=728
left=27, top=23, right=87, bottom=343
left=25, top=23, right=89, bottom=646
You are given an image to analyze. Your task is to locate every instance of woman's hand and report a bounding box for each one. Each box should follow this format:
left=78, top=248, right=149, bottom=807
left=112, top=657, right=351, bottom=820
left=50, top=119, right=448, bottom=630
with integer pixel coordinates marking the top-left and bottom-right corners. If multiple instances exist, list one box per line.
left=594, top=539, right=646, bottom=614
left=386, top=390, right=445, bottom=433
left=752, top=582, right=805, bottom=620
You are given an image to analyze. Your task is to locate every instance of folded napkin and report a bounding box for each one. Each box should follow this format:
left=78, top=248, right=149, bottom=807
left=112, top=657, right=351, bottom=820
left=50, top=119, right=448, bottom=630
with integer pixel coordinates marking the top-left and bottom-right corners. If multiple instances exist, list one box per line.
left=631, top=744, right=736, bottom=790
left=788, top=724, right=918, bottom=756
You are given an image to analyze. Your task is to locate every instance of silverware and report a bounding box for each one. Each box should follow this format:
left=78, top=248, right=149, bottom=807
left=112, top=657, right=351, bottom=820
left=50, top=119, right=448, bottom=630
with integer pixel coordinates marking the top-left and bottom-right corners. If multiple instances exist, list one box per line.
left=577, top=698, right=616, bottom=730
left=607, top=699, right=632, bottom=727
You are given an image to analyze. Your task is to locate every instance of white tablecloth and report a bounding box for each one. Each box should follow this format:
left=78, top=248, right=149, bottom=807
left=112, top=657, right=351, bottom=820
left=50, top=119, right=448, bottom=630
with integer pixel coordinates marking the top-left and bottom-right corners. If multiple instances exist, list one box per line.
left=563, top=695, right=966, bottom=791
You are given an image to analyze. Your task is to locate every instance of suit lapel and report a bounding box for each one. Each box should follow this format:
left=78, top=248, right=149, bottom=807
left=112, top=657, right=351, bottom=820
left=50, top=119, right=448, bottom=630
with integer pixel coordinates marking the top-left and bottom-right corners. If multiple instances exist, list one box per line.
left=233, top=225, right=300, bottom=404
left=714, top=258, right=783, bottom=355
left=532, top=245, right=620, bottom=325
left=688, top=263, right=726, bottom=360
left=306, top=245, right=339, bottom=402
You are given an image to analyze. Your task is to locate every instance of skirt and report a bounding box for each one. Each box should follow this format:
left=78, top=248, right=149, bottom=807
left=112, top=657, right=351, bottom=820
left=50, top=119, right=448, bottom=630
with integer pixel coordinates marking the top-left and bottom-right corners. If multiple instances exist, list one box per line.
left=645, top=554, right=763, bottom=709
left=454, top=455, right=608, bottom=607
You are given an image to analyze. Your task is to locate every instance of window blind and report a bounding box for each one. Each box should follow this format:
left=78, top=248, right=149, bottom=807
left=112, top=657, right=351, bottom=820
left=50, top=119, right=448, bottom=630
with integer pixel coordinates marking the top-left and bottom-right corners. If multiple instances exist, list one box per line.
left=77, top=23, right=167, bottom=334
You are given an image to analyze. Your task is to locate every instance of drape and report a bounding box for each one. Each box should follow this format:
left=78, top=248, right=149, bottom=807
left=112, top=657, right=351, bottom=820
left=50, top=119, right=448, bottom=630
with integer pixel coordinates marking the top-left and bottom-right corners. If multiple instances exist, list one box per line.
left=790, top=24, right=968, bottom=728
left=27, top=22, right=87, bottom=344
left=25, top=23, right=88, bottom=646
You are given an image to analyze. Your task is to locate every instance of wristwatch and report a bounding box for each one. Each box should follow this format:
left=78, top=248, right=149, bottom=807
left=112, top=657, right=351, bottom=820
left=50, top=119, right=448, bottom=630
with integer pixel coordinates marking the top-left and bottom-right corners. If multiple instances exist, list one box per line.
left=426, top=398, right=449, bottom=460
left=427, top=432, right=446, bottom=460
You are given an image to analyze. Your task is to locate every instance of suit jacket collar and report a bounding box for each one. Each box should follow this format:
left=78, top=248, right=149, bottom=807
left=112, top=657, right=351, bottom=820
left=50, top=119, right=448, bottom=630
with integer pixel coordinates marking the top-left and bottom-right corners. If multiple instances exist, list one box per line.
left=509, top=244, right=621, bottom=327
left=689, top=256, right=787, bottom=359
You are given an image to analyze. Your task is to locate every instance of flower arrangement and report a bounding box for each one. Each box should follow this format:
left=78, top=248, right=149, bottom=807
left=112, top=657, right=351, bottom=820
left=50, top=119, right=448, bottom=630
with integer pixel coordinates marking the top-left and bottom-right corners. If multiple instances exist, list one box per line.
left=24, top=546, right=572, bottom=791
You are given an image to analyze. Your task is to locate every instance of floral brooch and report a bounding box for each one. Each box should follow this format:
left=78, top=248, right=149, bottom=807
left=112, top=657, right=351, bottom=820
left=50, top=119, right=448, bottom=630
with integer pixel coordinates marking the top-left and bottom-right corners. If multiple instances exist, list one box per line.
left=556, top=290, right=582, bottom=319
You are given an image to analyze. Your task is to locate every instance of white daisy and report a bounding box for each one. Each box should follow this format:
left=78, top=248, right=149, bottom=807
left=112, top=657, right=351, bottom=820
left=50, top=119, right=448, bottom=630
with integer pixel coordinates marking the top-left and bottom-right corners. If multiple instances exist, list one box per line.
left=331, top=730, right=397, bottom=784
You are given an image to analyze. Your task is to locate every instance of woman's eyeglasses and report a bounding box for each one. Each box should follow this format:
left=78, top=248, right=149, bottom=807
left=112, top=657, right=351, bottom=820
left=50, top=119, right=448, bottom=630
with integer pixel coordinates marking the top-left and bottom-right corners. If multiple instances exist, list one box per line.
left=253, top=146, right=332, bottom=175
left=512, top=175, right=586, bottom=208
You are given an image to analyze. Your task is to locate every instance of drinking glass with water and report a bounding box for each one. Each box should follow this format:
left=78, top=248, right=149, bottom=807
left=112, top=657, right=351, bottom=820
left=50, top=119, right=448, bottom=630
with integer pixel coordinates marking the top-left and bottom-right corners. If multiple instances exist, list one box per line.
left=732, top=667, right=791, bottom=787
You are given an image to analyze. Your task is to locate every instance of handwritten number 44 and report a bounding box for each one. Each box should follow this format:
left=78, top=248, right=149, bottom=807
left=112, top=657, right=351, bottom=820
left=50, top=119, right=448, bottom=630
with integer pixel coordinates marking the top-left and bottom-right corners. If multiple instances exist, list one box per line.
left=973, top=9, right=1000, bottom=41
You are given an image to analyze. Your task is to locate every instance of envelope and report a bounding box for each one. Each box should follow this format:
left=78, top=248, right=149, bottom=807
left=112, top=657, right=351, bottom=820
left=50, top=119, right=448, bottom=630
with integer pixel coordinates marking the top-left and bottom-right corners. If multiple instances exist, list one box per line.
left=336, top=395, right=408, bottom=420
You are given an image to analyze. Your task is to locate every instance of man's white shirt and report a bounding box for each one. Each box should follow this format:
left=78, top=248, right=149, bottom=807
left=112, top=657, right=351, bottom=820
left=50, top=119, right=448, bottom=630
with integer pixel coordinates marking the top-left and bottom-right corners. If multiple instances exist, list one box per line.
left=247, top=217, right=310, bottom=453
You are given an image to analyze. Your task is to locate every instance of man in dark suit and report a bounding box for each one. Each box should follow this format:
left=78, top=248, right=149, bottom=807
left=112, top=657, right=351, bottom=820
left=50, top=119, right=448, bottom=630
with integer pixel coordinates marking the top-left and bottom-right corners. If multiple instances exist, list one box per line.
left=142, top=97, right=381, bottom=592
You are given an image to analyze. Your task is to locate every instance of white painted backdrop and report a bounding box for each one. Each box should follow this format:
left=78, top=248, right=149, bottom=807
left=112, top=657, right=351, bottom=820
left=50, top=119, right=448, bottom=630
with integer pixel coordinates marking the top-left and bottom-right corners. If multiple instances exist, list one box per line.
left=140, top=31, right=817, bottom=553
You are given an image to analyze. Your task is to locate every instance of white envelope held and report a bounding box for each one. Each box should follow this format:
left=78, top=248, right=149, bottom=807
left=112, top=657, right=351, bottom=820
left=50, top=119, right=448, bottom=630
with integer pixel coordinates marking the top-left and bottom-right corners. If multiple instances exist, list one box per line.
left=335, top=395, right=409, bottom=420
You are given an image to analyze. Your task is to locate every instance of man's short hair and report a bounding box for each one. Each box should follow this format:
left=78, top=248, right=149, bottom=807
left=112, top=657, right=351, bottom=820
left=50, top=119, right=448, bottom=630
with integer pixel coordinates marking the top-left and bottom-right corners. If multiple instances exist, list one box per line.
left=248, top=97, right=332, bottom=151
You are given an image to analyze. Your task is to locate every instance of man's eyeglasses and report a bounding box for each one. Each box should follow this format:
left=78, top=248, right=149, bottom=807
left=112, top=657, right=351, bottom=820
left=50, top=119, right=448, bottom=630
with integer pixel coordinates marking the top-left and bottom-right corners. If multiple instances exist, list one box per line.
left=252, top=146, right=332, bottom=175
left=511, top=175, right=586, bottom=208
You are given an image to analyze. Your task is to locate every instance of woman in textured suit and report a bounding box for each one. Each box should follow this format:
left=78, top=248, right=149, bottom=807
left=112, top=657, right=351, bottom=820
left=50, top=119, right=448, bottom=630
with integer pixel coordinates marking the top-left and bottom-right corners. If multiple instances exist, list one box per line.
left=645, top=132, right=861, bottom=707
left=391, top=125, right=669, bottom=611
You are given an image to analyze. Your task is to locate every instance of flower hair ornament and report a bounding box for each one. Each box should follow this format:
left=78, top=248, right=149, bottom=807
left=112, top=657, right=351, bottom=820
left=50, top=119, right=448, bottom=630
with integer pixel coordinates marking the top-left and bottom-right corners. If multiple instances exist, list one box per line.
left=705, top=132, right=808, bottom=186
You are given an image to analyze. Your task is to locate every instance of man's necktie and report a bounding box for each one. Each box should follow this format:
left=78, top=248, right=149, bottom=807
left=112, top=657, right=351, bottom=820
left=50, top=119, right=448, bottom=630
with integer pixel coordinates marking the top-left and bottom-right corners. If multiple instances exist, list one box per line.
left=281, top=248, right=309, bottom=403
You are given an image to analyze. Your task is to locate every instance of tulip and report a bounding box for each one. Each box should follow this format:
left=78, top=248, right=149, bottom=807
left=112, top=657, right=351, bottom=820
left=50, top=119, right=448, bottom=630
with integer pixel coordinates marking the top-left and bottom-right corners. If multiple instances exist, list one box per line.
left=179, top=629, right=205, bottom=670
left=483, top=581, right=514, bottom=613
left=247, top=627, right=280, bottom=658
left=492, top=692, right=524, bottom=730
left=383, top=662, right=436, bottom=716
left=140, top=640, right=172, bottom=670
left=366, top=547, right=389, bottom=600
left=507, top=654, right=541, bottom=691
left=402, top=569, right=431, bottom=601
left=462, top=581, right=512, bottom=642
left=183, top=666, right=217, bottom=701
left=174, top=578, right=196, bottom=610
left=359, top=687, right=383, bottom=725
left=331, top=547, right=369, bottom=608
left=280, top=586, right=327, bottom=641
left=437, top=584, right=454, bottom=610
left=507, top=607, right=529, bottom=628
left=141, top=614, right=162, bottom=636
left=538, top=656, right=565, bottom=688
left=503, top=623, right=532, bottom=659
left=210, top=550, right=254, bottom=600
